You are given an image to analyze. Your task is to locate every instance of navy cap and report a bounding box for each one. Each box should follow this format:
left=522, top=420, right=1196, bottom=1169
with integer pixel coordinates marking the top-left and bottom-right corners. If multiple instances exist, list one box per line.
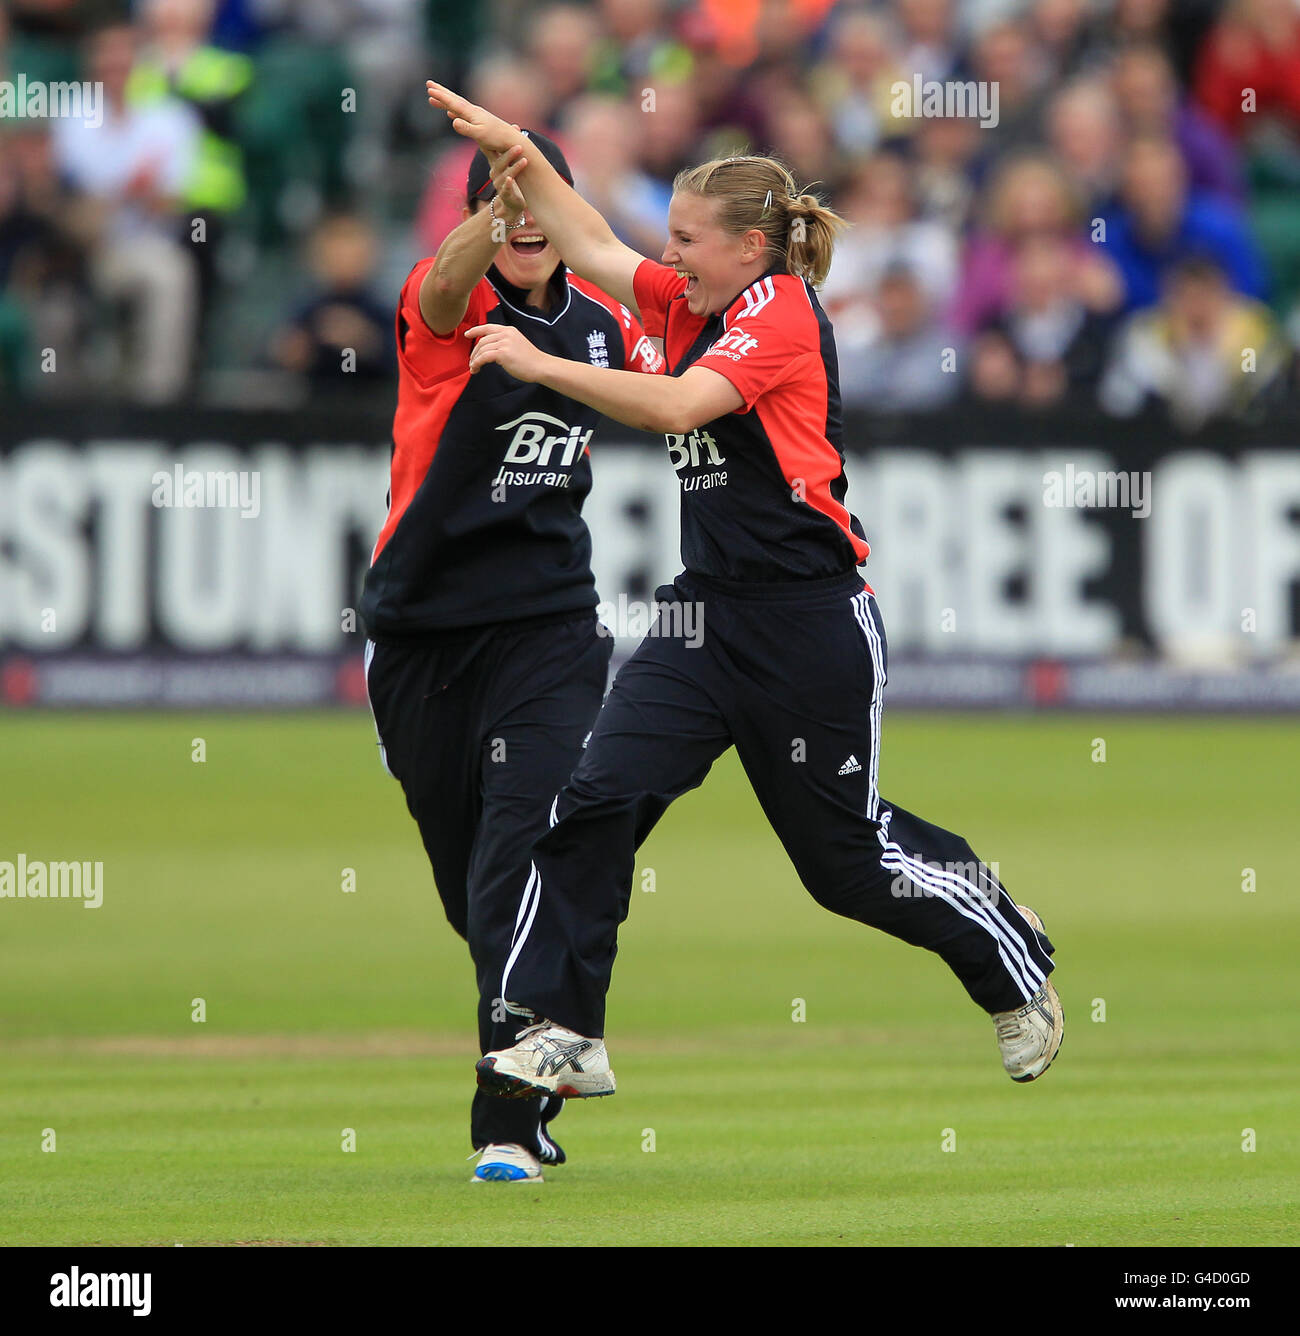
left=466, top=129, right=573, bottom=203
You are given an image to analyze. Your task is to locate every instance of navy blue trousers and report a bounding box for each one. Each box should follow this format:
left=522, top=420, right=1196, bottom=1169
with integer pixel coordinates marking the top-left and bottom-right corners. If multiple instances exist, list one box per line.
left=366, top=611, right=612, bottom=1152
left=500, top=570, right=1055, bottom=1038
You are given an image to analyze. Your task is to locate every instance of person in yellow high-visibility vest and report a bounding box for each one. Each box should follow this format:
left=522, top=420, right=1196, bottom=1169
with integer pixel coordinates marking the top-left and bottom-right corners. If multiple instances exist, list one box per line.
left=126, top=0, right=253, bottom=219
left=126, top=0, right=254, bottom=360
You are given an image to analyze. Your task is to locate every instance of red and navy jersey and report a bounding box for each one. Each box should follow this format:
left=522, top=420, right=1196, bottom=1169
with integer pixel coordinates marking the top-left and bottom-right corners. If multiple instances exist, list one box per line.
left=361, top=259, right=664, bottom=639
left=632, top=258, right=870, bottom=583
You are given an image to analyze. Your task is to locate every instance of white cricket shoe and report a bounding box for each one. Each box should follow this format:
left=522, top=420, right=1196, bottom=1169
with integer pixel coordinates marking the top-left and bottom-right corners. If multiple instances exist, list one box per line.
left=476, top=1021, right=616, bottom=1100
left=992, top=906, right=1064, bottom=1082
left=471, top=1143, right=544, bottom=1184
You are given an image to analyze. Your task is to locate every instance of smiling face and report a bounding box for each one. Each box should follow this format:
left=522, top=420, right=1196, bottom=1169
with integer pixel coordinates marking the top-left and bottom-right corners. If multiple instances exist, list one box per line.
left=661, top=192, right=767, bottom=318
left=467, top=199, right=561, bottom=291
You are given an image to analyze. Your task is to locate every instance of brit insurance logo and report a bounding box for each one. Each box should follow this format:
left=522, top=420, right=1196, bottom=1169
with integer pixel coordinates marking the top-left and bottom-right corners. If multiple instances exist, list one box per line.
left=705, top=327, right=759, bottom=361
left=492, top=411, right=593, bottom=493
left=666, top=427, right=728, bottom=492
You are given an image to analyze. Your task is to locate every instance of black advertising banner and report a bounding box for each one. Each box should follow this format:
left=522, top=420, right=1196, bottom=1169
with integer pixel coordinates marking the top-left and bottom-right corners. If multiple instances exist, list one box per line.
left=2, top=404, right=1298, bottom=708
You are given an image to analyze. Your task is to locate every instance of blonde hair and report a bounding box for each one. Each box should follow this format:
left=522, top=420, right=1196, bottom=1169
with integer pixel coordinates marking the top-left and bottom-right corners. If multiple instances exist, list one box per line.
left=672, top=155, right=847, bottom=289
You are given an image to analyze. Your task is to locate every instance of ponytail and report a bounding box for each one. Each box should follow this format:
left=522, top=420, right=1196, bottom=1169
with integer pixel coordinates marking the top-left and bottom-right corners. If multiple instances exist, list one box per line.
left=673, top=156, right=847, bottom=288
left=785, top=192, right=844, bottom=289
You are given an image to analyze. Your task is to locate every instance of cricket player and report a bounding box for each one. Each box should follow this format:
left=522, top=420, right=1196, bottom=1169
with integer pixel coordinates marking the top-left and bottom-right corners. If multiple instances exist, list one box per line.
left=422, top=85, right=1064, bottom=1118
left=360, top=130, right=664, bottom=1183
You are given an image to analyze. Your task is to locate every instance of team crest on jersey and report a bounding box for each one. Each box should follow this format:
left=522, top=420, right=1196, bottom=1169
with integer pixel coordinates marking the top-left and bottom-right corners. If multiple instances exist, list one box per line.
left=587, top=330, right=609, bottom=367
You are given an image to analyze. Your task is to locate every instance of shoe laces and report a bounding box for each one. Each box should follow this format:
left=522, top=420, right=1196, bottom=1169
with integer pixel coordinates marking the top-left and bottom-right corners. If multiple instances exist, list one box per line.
left=513, top=1020, right=553, bottom=1049
left=995, top=987, right=1051, bottom=1042
left=468, top=1142, right=527, bottom=1162
left=995, top=1015, right=1027, bottom=1043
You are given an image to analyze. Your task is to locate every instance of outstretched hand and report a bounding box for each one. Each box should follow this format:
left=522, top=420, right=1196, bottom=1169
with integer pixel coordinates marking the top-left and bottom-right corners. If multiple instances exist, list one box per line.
left=426, top=81, right=521, bottom=156
left=489, top=146, right=530, bottom=219
left=466, top=324, right=551, bottom=383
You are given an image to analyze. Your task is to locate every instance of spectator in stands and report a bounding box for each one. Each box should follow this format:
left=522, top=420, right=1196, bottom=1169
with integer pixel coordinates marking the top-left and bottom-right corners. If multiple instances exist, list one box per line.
left=969, top=233, right=1113, bottom=408
left=129, top=0, right=252, bottom=221
left=0, top=127, right=90, bottom=397
left=129, top=0, right=254, bottom=349
left=591, top=0, right=691, bottom=92
left=896, top=0, right=961, bottom=84
left=967, top=18, right=1051, bottom=152
left=1196, top=0, right=1300, bottom=315
left=345, top=0, right=436, bottom=154
left=952, top=153, right=1122, bottom=334
left=1109, top=0, right=1174, bottom=52
left=1030, top=0, right=1100, bottom=83
left=1193, top=0, right=1300, bottom=140
left=1100, top=135, right=1269, bottom=310
left=812, top=8, right=905, bottom=157
left=821, top=150, right=957, bottom=329
left=837, top=259, right=960, bottom=413
left=0, top=128, right=31, bottom=395
left=1099, top=254, right=1289, bottom=426
left=562, top=94, right=670, bottom=256
left=1113, top=42, right=1244, bottom=204
left=528, top=4, right=602, bottom=123
left=270, top=211, right=394, bottom=393
left=52, top=22, right=200, bottom=403
left=3, top=0, right=1296, bottom=424
left=762, top=86, right=841, bottom=193
left=1046, top=78, right=1123, bottom=215
left=911, top=113, right=981, bottom=233
left=683, top=29, right=770, bottom=152
left=636, top=77, right=701, bottom=192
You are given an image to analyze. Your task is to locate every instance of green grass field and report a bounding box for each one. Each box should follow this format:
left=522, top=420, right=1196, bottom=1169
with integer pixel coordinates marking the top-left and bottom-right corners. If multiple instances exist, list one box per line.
left=1, top=710, right=1296, bottom=1246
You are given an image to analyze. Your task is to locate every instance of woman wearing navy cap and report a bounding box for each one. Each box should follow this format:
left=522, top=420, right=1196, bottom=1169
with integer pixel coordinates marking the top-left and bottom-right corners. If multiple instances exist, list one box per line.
left=361, top=126, right=664, bottom=1184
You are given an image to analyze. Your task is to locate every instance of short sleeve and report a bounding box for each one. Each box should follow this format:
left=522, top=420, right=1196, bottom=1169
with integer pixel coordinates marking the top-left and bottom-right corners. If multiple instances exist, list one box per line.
left=632, top=258, right=687, bottom=336
left=618, top=304, right=666, bottom=375
left=396, top=259, right=493, bottom=381
left=694, top=291, right=817, bottom=411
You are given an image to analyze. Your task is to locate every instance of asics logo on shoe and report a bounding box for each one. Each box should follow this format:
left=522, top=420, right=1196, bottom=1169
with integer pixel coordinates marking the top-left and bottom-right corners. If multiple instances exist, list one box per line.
left=536, top=1039, right=593, bottom=1076
left=839, top=755, right=862, bottom=775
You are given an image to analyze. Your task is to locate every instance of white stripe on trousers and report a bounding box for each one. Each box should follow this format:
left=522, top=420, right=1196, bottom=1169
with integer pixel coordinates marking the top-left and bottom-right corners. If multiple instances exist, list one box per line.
left=849, top=592, right=1044, bottom=1003
left=877, top=823, right=1043, bottom=1002
left=501, top=863, right=540, bottom=1007
left=362, top=639, right=394, bottom=778
left=851, top=591, right=885, bottom=820
left=499, top=796, right=561, bottom=1008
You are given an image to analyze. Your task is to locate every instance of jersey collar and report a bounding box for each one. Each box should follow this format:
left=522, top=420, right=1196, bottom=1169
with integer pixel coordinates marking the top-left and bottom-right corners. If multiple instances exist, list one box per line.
left=721, top=263, right=786, bottom=328
left=486, top=260, right=572, bottom=326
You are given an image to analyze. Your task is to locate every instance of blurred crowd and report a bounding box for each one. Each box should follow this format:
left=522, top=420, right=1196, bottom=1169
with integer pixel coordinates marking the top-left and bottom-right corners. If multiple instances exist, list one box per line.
left=3, top=0, right=1300, bottom=426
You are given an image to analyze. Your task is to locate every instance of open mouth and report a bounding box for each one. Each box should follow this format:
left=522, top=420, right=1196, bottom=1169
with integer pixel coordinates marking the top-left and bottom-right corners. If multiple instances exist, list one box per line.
left=676, top=269, right=699, bottom=295
left=510, top=234, right=547, bottom=257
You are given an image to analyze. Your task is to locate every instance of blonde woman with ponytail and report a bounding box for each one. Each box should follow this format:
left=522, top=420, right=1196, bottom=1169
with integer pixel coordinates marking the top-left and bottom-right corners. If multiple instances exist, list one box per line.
left=425, top=82, right=1064, bottom=1140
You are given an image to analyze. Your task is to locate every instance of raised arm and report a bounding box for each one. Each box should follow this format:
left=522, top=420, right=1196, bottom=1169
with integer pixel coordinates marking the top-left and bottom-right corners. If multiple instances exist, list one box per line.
left=416, top=137, right=535, bottom=335
left=426, top=81, right=644, bottom=314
